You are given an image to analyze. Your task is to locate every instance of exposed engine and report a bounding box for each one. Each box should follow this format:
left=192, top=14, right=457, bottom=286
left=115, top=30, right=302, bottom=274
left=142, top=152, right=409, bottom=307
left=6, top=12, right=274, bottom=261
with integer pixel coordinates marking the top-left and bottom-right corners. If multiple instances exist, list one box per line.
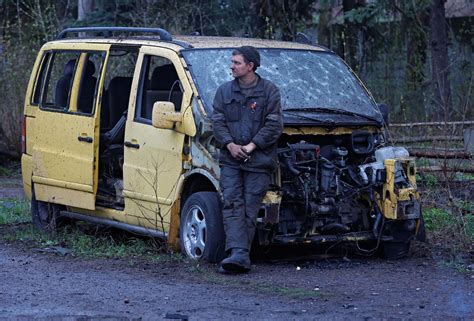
left=275, top=131, right=412, bottom=238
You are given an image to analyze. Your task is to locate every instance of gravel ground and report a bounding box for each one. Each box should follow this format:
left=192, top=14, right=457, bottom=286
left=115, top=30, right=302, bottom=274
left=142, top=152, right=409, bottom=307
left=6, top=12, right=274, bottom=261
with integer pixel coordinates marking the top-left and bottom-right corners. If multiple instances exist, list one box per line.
left=0, top=176, right=473, bottom=320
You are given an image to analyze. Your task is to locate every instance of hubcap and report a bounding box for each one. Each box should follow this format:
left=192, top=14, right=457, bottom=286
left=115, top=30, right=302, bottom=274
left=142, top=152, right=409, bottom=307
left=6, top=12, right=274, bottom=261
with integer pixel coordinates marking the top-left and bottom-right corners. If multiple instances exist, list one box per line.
left=182, top=205, right=207, bottom=259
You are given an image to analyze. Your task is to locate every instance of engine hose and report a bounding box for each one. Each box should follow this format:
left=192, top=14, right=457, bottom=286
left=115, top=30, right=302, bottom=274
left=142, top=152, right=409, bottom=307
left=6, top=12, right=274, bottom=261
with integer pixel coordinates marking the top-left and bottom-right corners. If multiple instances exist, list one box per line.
left=298, top=176, right=310, bottom=216
left=284, top=156, right=300, bottom=176
left=372, top=202, right=383, bottom=238
left=369, top=190, right=384, bottom=237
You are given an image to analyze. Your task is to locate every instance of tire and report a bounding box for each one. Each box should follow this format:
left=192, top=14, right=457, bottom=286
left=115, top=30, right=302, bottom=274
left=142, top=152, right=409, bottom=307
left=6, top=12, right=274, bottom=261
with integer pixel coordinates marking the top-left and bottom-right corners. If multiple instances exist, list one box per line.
left=179, top=192, right=226, bottom=263
left=381, top=241, right=410, bottom=260
left=416, top=214, right=427, bottom=242
left=31, top=188, right=64, bottom=233
left=380, top=220, right=414, bottom=259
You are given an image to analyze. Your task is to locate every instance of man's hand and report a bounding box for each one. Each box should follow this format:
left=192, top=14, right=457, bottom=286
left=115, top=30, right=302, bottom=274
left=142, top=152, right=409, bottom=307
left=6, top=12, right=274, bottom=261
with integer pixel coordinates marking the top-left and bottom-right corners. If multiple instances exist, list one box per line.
left=227, top=142, right=249, bottom=160
left=242, top=142, right=257, bottom=155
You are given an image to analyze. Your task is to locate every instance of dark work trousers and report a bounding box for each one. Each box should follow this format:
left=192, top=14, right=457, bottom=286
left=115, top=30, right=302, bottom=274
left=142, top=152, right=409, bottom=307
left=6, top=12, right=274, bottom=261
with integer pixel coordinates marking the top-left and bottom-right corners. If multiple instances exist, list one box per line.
left=220, top=166, right=271, bottom=252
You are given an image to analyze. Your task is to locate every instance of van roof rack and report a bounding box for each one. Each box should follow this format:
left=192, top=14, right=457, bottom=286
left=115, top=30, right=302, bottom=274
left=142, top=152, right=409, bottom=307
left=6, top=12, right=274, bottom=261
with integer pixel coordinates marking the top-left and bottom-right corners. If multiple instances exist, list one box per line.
left=57, top=27, right=173, bottom=41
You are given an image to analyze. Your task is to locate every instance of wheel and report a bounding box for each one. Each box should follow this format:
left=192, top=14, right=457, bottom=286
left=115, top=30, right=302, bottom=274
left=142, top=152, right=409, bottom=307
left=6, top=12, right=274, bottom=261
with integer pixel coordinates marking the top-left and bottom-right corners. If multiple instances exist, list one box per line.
left=379, top=219, right=417, bottom=259
left=416, top=214, right=426, bottom=242
left=31, top=188, right=63, bottom=233
left=179, top=192, right=226, bottom=263
left=381, top=241, right=410, bottom=259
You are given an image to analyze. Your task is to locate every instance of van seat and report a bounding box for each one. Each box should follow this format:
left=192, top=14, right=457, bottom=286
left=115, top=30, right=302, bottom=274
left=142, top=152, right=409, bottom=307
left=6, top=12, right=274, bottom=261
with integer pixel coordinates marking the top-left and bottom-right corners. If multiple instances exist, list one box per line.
left=143, top=64, right=182, bottom=119
left=108, top=76, right=132, bottom=127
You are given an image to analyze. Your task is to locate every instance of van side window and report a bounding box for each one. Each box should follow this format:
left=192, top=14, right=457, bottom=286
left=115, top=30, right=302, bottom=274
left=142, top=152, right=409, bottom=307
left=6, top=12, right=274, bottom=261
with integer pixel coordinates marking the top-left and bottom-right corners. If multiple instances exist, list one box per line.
left=42, top=51, right=80, bottom=110
left=100, top=49, right=138, bottom=131
left=39, top=51, right=105, bottom=115
left=76, top=53, right=104, bottom=115
left=136, top=55, right=183, bottom=122
left=31, top=52, right=52, bottom=105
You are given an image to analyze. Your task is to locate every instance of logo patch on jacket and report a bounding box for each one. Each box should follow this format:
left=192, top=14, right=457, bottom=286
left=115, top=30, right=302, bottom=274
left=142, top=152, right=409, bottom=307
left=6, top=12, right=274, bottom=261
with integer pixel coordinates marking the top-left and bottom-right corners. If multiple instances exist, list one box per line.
left=249, top=101, right=257, bottom=113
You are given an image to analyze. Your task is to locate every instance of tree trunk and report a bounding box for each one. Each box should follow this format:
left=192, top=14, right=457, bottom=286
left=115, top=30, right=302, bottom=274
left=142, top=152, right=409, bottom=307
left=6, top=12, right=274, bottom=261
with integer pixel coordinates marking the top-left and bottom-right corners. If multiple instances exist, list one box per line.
left=342, top=0, right=366, bottom=72
left=78, top=0, right=94, bottom=21
left=405, top=4, right=429, bottom=91
left=429, top=0, right=451, bottom=121
left=401, top=2, right=429, bottom=120
left=317, top=6, right=331, bottom=47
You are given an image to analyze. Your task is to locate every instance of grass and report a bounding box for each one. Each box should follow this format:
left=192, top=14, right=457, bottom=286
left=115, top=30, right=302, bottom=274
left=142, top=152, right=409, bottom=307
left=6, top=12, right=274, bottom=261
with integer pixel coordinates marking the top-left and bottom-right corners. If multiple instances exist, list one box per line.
left=0, top=160, right=21, bottom=178
left=0, top=198, right=30, bottom=224
left=0, top=165, right=14, bottom=177
left=422, top=205, right=474, bottom=263
left=61, top=226, right=182, bottom=260
left=0, top=201, right=180, bottom=262
left=424, top=207, right=474, bottom=240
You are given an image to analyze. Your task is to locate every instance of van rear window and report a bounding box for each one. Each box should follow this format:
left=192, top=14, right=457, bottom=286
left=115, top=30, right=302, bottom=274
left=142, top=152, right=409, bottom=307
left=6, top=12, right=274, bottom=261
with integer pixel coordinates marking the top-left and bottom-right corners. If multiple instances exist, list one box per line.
left=35, top=50, right=105, bottom=116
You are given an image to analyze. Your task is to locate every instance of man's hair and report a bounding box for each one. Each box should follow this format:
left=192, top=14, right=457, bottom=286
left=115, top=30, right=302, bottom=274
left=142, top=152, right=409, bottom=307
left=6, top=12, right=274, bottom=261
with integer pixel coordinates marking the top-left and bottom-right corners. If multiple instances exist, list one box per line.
left=232, top=46, right=260, bottom=71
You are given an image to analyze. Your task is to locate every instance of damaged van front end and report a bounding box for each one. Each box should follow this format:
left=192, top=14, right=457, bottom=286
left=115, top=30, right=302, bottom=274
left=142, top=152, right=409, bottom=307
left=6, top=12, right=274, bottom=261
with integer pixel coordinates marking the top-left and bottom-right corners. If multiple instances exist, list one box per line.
left=182, top=46, right=424, bottom=260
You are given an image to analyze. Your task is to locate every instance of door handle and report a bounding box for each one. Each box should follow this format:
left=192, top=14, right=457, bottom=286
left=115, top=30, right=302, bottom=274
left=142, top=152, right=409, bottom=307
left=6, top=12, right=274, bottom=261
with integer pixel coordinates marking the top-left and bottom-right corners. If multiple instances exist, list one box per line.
left=78, top=136, right=93, bottom=143
left=124, top=141, right=140, bottom=149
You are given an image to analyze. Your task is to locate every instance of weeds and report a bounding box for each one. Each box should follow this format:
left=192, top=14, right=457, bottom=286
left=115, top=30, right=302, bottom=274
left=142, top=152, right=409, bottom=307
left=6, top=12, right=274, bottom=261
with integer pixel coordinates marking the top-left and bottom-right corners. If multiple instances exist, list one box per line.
left=0, top=212, right=178, bottom=262
left=63, top=228, right=160, bottom=258
left=421, top=180, right=473, bottom=262
left=414, top=149, right=474, bottom=264
left=424, top=207, right=473, bottom=240
left=0, top=198, right=30, bottom=224
left=0, top=165, right=14, bottom=177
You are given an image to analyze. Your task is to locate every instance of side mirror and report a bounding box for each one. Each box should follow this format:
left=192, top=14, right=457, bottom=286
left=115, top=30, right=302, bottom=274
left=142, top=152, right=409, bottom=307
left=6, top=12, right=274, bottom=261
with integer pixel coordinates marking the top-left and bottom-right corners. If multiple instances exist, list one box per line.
left=377, top=103, right=389, bottom=126
left=151, top=101, right=197, bottom=136
left=152, top=101, right=181, bottom=129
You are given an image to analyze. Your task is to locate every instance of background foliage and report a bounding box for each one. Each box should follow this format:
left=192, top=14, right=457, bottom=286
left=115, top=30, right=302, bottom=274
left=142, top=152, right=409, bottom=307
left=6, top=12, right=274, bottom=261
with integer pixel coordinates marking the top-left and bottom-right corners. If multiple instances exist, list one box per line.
left=0, top=0, right=472, bottom=157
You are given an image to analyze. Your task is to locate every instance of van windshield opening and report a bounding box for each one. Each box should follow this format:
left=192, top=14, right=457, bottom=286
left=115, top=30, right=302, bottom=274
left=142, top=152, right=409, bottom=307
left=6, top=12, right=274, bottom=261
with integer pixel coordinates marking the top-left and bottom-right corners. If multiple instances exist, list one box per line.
left=182, top=48, right=381, bottom=123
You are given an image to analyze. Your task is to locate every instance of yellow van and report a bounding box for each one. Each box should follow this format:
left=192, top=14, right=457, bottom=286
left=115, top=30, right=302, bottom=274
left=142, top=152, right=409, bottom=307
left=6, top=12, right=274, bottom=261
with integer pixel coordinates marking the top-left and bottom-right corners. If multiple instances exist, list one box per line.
left=22, top=27, right=424, bottom=262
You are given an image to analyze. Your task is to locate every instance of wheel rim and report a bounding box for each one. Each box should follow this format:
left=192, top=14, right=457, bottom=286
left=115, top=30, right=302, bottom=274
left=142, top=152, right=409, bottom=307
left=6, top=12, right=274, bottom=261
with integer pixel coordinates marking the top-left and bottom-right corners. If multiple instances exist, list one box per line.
left=182, top=204, right=207, bottom=259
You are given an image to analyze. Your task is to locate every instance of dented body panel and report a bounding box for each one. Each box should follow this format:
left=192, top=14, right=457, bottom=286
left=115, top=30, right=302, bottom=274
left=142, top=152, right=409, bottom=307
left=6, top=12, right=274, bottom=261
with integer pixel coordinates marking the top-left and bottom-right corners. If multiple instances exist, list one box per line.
left=22, top=30, right=423, bottom=258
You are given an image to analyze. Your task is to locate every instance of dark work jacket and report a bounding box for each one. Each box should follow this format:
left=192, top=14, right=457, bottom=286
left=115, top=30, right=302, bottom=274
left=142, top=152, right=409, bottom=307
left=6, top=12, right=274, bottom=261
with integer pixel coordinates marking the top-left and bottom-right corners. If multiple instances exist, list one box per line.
left=212, top=75, right=283, bottom=172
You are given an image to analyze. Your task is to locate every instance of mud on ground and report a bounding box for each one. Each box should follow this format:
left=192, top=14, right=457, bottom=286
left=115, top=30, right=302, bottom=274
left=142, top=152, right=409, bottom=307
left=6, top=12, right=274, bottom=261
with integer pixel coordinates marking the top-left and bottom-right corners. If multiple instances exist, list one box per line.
left=0, top=174, right=473, bottom=320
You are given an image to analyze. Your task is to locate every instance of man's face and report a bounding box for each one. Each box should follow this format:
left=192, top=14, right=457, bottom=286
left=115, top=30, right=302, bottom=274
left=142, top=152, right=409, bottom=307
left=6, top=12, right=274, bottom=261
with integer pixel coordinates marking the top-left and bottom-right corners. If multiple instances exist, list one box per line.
left=230, top=54, right=254, bottom=79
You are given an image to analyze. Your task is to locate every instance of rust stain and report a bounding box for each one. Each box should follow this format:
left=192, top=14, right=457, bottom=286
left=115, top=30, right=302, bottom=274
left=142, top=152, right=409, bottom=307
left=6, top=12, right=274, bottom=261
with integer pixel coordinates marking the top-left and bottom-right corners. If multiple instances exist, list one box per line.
left=167, top=198, right=181, bottom=251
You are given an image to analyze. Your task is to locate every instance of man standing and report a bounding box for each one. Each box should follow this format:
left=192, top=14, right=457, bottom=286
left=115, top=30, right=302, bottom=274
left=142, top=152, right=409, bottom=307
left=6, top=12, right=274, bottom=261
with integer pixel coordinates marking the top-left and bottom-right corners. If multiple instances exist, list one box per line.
left=212, top=46, right=283, bottom=274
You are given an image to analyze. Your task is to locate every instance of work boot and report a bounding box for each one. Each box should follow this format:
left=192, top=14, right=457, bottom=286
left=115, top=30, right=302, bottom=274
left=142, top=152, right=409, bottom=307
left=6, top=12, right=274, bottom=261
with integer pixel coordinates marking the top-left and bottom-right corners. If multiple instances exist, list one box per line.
left=218, top=248, right=251, bottom=274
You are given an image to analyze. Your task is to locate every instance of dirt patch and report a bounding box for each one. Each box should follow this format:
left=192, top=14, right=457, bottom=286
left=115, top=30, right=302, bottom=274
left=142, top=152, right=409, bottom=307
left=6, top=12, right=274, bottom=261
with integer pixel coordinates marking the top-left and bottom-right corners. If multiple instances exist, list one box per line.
left=0, top=232, right=473, bottom=319
left=0, top=158, right=24, bottom=199
left=0, top=174, right=473, bottom=319
left=0, top=177, right=24, bottom=199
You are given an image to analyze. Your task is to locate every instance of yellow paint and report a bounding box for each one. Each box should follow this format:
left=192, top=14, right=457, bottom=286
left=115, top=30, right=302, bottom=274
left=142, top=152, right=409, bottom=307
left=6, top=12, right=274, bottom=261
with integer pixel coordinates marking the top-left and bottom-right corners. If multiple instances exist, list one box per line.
left=21, top=154, right=33, bottom=199
left=22, top=35, right=394, bottom=249
left=262, top=191, right=282, bottom=204
left=69, top=205, right=171, bottom=232
left=123, top=190, right=172, bottom=205
left=68, top=54, right=90, bottom=113
left=121, top=46, right=196, bottom=231
left=123, top=120, right=184, bottom=228
left=35, top=184, right=95, bottom=209
left=378, top=159, right=420, bottom=220
left=29, top=43, right=110, bottom=210
left=152, top=102, right=181, bottom=129
left=24, top=42, right=198, bottom=236
left=32, top=176, right=93, bottom=192
left=167, top=199, right=182, bottom=250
